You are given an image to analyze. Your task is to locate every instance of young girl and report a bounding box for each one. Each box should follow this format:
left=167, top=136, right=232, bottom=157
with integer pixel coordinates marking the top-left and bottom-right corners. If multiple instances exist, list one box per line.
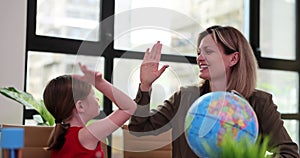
left=43, top=63, right=137, bottom=158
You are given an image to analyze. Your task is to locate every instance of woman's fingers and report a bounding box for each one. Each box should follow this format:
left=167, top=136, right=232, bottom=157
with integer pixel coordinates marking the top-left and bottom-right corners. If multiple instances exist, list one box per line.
left=154, top=42, right=162, bottom=61
left=143, top=41, right=162, bottom=63
left=149, top=42, right=157, bottom=58
left=143, top=48, right=151, bottom=61
left=158, top=64, right=169, bottom=77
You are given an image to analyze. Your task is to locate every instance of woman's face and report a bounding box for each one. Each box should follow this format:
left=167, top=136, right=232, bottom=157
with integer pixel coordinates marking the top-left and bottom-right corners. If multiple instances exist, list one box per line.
left=197, top=35, right=237, bottom=81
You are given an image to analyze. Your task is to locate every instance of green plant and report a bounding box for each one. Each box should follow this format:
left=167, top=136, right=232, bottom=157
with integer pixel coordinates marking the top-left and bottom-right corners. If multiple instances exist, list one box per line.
left=0, top=87, right=54, bottom=126
left=205, top=133, right=278, bottom=158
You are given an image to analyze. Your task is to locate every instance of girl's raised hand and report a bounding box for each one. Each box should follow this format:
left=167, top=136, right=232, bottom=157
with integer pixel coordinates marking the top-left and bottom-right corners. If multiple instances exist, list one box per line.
left=72, top=63, right=103, bottom=86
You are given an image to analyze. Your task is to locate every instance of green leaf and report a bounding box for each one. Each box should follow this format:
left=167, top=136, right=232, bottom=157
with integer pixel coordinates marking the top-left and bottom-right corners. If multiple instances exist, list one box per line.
left=0, top=87, right=54, bottom=126
left=40, top=101, right=55, bottom=126
left=0, top=87, right=41, bottom=112
left=205, top=132, right=278, bottom=158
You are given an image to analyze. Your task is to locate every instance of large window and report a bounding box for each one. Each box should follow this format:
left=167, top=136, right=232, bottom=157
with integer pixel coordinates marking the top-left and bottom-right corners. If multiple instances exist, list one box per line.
left=253, top=0, right=299, bottom=147
left=114, top=0, right=246, bottom=56
left=36, top=0, right=101, bottom=41
left=260, top=0, right=295, bottom=60
left=26, top=0, right=300, bottom=157
left=25, top=52, right=105, bottom=125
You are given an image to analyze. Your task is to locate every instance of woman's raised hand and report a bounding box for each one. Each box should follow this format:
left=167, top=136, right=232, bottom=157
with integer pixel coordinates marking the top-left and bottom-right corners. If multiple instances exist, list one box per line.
left=140, top=41, right=169, bottom=91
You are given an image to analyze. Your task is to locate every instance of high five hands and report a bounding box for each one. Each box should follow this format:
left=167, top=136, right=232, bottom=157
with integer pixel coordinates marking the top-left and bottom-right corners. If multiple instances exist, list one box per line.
left=140, top=41, right=169, bottom=91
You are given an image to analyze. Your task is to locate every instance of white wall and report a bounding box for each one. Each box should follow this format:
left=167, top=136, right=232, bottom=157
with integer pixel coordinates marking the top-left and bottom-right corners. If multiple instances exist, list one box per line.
left=0, top=1, right=27, bottom=124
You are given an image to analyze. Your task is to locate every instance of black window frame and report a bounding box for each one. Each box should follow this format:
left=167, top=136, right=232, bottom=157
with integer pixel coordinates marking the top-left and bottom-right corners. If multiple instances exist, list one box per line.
left=249, top=0, right=300, bottom=119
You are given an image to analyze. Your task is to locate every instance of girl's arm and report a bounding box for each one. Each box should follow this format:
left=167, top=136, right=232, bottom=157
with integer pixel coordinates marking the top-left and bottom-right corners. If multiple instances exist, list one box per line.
left=73, top=63, right=137, bottom=148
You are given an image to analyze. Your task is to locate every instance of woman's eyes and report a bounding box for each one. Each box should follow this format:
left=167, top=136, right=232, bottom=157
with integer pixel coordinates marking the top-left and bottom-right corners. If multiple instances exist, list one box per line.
left=198, top=49, right=214, bottom=56
left=201, top=50, right=214, bottom=55
left=206, top=50, right=214, bottom=54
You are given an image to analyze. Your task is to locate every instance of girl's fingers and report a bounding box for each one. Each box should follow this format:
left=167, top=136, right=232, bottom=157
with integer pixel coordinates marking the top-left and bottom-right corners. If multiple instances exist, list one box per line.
left=79, top=63, right=94, bottom=76
left=72, top=74, right=82, bottom=80
left=79, top=63, right=88, bottom=73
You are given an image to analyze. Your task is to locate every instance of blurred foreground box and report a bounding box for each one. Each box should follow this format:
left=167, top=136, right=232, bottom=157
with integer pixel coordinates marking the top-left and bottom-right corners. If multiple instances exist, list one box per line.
left=122, top=125, right=172, bottom=158
left=1, top=124, right=107, bottom=158
left=1, top=124, right=52, bottom=158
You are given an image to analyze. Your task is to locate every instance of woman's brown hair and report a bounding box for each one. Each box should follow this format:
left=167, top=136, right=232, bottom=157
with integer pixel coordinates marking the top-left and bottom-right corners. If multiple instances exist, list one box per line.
left=197, top=25, right=258, bottom=98
left=43, top=75, right=92, bottom=150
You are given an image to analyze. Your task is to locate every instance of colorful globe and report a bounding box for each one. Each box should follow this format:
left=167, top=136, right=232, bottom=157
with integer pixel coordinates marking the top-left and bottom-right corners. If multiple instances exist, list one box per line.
left=184, top=91, right=259, bottom=157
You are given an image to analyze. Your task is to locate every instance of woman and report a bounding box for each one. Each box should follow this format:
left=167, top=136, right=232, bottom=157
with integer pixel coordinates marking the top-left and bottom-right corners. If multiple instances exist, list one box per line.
left=44, top=63, right=137, bottom=158
left=128, top=26, right=299, bottom=158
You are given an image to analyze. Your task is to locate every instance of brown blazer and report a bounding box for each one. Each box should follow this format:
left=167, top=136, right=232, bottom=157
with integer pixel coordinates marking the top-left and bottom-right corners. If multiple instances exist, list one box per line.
left=129, top=81, right=299, bottom=158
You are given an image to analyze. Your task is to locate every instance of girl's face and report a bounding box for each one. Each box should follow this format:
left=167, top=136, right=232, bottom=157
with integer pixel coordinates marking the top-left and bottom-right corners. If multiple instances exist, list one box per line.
left=197, top=35, right=238, bottom=81
left=82, top=89, right=100, bottom=119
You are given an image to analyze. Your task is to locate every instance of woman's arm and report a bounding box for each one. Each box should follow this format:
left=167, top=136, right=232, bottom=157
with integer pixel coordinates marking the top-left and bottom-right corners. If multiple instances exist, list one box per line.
left=251, top=90, right=299, bottom=158
left=128, top=85, right=182, bottom=136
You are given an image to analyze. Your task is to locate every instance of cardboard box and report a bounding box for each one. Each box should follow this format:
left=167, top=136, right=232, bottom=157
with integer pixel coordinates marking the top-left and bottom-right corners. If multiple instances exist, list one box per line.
left=1, top=124, right=108, bottom=158
left=1, top=124, right=53, bottom=158
left=122, top=125, right=172, bottom=158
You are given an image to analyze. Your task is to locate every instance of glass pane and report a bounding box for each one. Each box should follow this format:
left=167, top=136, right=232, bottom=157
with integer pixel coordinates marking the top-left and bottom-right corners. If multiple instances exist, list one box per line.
left=26, top=51, right=104, bottom=107
left=114, top=0, right=245, bottom=56
left=283, top=120, right=299, bottom=147
left=257, top=69, right=299, bottom=113
left=36, top=0, right=100, bottom=41
left=260, top=0, right=295, bottom=60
